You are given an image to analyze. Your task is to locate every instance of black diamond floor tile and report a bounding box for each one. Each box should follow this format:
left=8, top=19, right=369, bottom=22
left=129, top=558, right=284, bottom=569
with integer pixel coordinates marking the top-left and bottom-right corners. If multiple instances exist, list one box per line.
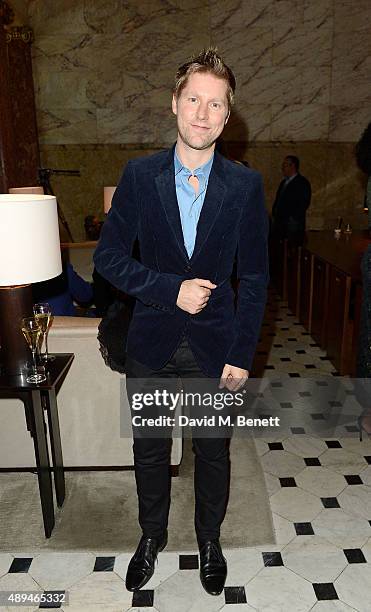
left=280, top=402, right=293, bottom=408
left=179, top=554, right=199, bottom=570
left=39, top=592, right=65, bottom=609
left=224, top=586, right=247, bottom=604
left=93, top=557, right=115, bottom=572
left=265, top=365, right=275, bottom=369
left=316, top=381, right=328, bottom=386
left=291, top=427, right=305, bottom=434
left=295, top=522, right=315, bottom=535
left=305, top=364, right=316, bottom=369
left=296, top=350, right=306, bottom=354
left=287, top=338, right=297, bottom=341
left=325, top=440, right=342, bottom=448
left=132, top=590, right=154, bottom=607
left=279, top=477, right=297, bottom=487
left=313, top=583, right=338, bottom=600
left=273, top=343, right=283, bottom=348
left=289, top=372, right=301, bottom=377
left=321, top=497, right=340, bottom=508
left=345, top=474, right=363, bottom=485
left=299, top=391, right=311, bottom=397
left=262, top=552, right=284, bottom=567
left=343, top=548, right=367, bottom=564
left=310, top=413, right=325, bottom=420
left=329, top=401, right=342, bottom=407
left=268, top=442, right=284, bottom=450
left=280, top=357, right=291, bottom=362
left=305, top=457, right=321, bottom=466
left=364, top=456, right=371, bottom=464
left=8, top=558, right=32, bottom=573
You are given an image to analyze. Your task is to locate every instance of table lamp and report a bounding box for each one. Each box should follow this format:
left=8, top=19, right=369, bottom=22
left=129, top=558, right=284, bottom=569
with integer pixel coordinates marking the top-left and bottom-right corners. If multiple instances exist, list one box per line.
left=104, top=186, right=116, bottom=214
left=0, top=194, right=62, bottom=376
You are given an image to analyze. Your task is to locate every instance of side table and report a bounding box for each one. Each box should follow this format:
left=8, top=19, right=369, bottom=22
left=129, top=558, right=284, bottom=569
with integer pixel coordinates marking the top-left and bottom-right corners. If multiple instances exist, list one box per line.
left=0, top=354, right=74, bottom=538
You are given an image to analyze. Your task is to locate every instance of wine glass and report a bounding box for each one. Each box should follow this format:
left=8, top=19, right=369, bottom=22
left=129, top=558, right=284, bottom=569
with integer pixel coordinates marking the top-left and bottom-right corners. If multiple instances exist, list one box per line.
left=21, top=317, right=47, bottom=384
left=33, top=302, right=54, bottom=362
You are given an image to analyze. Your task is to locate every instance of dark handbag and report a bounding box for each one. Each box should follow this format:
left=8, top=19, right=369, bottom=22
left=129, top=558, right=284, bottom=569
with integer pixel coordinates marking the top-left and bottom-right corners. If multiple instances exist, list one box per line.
left=97, top=299, right=132, bottom=374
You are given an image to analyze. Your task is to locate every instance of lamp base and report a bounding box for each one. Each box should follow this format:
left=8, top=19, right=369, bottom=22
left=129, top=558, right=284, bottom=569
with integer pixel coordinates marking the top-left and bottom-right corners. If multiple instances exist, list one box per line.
left=0, top=285, right=33, bottom=376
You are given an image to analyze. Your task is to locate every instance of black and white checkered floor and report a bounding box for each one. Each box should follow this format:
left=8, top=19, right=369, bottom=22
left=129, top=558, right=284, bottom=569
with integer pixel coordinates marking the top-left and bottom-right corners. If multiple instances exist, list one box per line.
left=1, top=289, right=371, bottom=611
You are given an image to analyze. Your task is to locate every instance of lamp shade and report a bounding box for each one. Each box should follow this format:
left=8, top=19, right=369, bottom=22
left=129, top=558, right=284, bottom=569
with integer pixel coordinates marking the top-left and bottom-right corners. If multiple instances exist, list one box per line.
left=8, top=186, right=44, bottom=195
left=0, top=194, right=62, bottom=286
left=104, top=186, right=116, bottom=214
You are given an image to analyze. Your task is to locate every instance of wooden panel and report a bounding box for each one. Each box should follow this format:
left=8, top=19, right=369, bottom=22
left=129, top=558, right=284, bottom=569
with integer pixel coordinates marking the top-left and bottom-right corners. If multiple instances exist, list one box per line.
left=311, top=256, right=329, bottom=349
left=299, top=249, right=313, bottom=330
left=287, top=244, right=301, bottom=316
left=269, top=237, right=287, bottom=298
left=349, top=282, right=362, bottom=376
left=325, top=267, right=352, bottom=374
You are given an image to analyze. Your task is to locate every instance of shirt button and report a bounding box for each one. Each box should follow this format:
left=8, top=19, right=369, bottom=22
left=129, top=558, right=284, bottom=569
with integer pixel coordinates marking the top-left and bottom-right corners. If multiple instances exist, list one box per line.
left=185, top=264, right=191, bottom=271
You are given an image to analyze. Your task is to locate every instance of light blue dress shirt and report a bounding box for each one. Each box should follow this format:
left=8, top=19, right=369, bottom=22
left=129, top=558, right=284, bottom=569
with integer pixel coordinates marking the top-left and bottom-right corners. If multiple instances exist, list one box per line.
left=174, top=149, right=214, bottom=258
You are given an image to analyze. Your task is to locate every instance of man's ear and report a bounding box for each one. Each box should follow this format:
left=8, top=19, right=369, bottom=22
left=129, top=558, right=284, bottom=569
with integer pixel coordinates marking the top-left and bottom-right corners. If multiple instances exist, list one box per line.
left=172, top=94, right=177, bottom=116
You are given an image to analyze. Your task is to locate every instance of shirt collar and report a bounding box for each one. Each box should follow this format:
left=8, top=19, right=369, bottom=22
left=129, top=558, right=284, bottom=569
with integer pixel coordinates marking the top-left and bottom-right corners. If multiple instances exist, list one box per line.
left=174, top=148, right=214, bottom=179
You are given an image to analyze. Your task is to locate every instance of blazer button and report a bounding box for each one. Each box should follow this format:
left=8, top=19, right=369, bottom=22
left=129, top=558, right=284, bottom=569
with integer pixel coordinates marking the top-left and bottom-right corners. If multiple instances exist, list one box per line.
left=185, top=264, right=191, bottom=271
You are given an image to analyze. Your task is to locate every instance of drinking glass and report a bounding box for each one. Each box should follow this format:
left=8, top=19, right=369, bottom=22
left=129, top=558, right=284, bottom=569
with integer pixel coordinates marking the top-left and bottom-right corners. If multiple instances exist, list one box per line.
left=21, top=317, right=47, bottom=384
left=33, top=302, right=54, bottom=362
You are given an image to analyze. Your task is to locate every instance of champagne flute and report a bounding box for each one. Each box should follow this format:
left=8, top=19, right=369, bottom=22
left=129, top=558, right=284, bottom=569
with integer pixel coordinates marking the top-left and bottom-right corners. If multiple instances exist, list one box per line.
left=21, top=317, right=47, bottom=384
left=33, top=302, right=54, bottom=362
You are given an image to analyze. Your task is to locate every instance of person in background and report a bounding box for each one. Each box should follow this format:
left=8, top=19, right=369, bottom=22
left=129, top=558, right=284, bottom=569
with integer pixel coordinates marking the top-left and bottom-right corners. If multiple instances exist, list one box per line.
left=33, top=250, right=93, bottom=316
left=84, top=215, right=103, bottom=241
left=271, top=155, right=311, bottom=244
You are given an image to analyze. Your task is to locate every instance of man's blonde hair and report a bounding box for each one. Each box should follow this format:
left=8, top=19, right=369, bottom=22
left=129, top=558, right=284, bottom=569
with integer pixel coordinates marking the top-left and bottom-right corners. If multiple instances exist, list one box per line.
left=174, top=48, right=236, bottom=110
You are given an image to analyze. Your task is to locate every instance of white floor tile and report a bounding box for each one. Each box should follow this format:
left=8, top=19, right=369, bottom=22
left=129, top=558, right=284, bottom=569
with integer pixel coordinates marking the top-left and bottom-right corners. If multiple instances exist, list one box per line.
left=0, top=554, right=12, bottom=579
left=224, top=547, right=263, bottom=585
left=335, top=564, right=371, bottom=610
left=282, top=536, right=347, bottom=582
left=246, top=566, right=316, bottom=611
left=68, top=572, right=132, bottom=609
left=29, top=552, right=95, bottom=590
left=338, top=486, right=371, bottom=520
left=312, top=509, right=371, bottom=549
left=320, top=449, right=368, bottom=475
left=270, top=487, right=323, bottom=522
left=296, top=467, right=347, bottom=497
left=283, top=436, right=328, bottom=458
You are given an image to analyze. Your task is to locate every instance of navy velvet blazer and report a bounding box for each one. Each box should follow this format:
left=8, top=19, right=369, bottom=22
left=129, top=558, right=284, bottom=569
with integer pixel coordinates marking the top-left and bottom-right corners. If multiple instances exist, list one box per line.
left=94, top=146, right=269, bottom=376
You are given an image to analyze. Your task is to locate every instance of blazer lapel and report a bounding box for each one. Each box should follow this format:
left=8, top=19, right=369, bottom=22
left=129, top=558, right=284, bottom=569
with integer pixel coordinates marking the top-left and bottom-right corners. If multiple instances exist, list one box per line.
left=155, top=148, right=189, bottom=262
left=191, top=152, right=227, bottom=263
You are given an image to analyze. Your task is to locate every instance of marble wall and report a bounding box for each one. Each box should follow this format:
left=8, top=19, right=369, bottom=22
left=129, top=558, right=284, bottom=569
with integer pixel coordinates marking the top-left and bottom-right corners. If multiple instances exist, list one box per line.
left=13, top=1, right=371, bottom=239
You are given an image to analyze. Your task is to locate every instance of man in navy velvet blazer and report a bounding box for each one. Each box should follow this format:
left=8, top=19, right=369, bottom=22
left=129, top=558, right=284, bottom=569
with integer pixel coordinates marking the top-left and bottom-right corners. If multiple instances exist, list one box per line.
left=94, top=48, right=269, bottom=596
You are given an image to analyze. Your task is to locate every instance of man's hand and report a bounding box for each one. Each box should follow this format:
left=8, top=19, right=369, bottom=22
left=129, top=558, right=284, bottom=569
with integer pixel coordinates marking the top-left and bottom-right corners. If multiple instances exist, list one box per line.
left=219, top=364, right=249, bottom=391
left=177, top=278, right=217, bottom=314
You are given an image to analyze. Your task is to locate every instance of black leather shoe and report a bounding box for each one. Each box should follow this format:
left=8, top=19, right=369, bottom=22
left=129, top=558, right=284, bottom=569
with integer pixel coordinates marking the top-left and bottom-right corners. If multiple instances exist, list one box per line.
left=199, top=539, right=227, bottom=596
left=125, top=532, right=168, bottom=591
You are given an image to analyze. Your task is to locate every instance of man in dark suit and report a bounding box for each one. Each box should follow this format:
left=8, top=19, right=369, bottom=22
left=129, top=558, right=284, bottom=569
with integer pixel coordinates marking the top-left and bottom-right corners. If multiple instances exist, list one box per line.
left=271, top=155, right=311, bottom=244
left=94, top=48, right=269, bottom=596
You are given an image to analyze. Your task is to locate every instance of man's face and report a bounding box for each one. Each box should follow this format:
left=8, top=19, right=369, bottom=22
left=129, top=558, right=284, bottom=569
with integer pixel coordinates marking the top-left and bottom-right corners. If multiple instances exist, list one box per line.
left=282, top=157, right=296, bottom=177
left=172, top=71, right=230, bottom=152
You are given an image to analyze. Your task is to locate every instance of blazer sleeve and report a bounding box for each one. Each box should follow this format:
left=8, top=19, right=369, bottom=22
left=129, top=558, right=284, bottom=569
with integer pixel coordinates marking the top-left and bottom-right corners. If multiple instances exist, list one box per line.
left=93, top=161, right=183, bottom=313
left=225, top=172, right=269, bottom=371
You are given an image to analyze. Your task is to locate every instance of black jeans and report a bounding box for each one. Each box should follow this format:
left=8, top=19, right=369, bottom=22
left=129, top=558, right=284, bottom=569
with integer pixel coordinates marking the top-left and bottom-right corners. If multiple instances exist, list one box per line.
left=125, top=337, right=231, bottom=544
